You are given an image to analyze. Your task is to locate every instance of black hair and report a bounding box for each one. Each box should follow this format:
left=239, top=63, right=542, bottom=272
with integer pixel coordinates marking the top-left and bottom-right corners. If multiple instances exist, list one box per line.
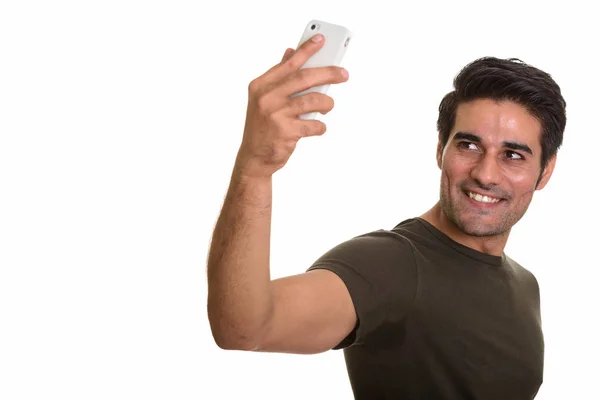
left=437, top=57, right=567, bottom=176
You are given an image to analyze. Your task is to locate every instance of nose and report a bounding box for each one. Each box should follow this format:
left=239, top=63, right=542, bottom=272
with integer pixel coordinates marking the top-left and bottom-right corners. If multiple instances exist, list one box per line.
left=470, top=154, right=503, bottom=188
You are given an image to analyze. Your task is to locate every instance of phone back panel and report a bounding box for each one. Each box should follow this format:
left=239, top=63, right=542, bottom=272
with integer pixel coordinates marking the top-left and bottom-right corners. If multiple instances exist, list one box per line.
left=296, top=20, right=351, bottom=70
left=293, top=20, right=352, bottom=119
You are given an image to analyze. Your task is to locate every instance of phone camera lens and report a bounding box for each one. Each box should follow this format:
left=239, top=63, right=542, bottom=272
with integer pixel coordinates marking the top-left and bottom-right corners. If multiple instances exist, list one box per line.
left=311, top=24, right=316, bottom=30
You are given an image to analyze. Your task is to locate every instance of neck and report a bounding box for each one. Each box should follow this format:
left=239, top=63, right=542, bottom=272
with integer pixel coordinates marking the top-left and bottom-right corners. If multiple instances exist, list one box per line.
left=420, top=202, right=509, bottom=257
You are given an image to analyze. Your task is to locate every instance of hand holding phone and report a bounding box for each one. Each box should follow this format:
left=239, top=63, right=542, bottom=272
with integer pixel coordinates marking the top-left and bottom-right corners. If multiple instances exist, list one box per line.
left=235, top=20, right=351, bottom=178
left=292, top=20, right=352, bottom=119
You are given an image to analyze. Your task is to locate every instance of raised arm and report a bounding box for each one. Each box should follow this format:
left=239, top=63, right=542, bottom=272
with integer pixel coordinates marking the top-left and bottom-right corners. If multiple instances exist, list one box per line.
left=206, top=34, right=354, bottom=354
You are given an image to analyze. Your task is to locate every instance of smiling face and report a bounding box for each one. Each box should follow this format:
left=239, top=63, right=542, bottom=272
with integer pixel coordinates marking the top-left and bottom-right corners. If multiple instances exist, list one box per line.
left=437, top=98, right=556, bottom=237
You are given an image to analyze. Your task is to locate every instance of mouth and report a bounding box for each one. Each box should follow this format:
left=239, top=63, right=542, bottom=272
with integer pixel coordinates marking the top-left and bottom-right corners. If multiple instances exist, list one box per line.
left=463, top=190, right=505, bottom=208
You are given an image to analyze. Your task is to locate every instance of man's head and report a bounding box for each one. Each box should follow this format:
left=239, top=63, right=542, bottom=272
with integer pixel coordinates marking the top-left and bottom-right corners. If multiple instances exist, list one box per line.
left=435, top=57, right=567, bottom=237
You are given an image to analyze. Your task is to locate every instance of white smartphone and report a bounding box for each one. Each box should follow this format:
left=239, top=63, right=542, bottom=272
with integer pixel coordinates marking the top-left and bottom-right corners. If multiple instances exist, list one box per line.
left=291, top=20, right=352, bottom=120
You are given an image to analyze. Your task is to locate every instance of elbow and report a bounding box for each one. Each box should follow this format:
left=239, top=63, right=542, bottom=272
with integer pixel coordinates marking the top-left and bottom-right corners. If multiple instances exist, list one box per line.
left=207, top=304, right=265, bottom=351
left=212, top=332, right=261, bottom=351
left=210, top=325, right=263, bottom=351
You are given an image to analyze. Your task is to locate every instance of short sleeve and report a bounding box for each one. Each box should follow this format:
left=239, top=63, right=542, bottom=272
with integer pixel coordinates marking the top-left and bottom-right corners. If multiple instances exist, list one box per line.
left=306, top=230, right=417, bottom=349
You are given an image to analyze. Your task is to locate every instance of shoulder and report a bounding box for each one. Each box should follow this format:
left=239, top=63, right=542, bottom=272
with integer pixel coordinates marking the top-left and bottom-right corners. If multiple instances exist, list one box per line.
left=307, top=226, right=419, bottom=312
left=307, top=226, right=419, bottom=347
left=504, top=255, right=541, bottom=296
left=504, top=255, right=537, bottom=280
left=310, top=227, right=417, bottom=269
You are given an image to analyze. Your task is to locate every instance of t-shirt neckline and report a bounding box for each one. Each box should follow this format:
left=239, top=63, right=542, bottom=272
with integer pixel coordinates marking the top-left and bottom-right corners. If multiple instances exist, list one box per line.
left=413, top=217, right=506, bottom=267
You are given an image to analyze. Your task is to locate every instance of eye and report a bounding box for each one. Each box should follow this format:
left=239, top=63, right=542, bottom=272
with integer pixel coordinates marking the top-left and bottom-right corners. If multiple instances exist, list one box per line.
left=458, top=141, right=479, bottom=151
left=506, top=151, right=524, bottom=160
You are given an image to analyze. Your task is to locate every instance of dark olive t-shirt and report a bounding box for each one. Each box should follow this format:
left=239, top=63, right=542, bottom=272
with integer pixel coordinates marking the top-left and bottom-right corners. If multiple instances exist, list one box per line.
left=307, top=218, right=543, bottom=400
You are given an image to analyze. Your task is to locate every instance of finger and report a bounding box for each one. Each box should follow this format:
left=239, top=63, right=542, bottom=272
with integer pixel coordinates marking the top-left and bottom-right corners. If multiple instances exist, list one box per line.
left=249, top=48, right=297, bottom=95
left=276, top=66, right=349, bottom=98
left=280, top=48, right=294, bottom=63
left=286, top=92, right=335, bottom=117
left=285, top=33, right=325, bottom=68
left=259, top=34, right=326, bottom=86
left=296, top=119, right=327, bottom=138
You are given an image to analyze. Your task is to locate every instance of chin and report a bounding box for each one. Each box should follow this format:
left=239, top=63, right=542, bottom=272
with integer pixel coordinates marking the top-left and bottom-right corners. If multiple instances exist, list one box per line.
left=453, top=217, right=509, bottom=237
left=442, top=202, right=512, bottom=238
left=439, top=184, right=526, bottom=238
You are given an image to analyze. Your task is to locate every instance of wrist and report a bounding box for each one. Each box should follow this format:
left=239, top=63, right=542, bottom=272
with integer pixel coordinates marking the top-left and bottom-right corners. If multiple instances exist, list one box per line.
left=233, top=153, right=275, bottom=184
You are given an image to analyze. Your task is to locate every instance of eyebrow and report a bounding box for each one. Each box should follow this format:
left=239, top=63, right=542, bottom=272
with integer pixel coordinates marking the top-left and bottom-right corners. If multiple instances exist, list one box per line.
left=453, top=131, right=533, bottom=155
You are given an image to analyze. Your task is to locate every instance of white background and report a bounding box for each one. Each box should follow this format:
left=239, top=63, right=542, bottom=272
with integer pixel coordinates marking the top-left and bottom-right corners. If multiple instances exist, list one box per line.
left=1, top=1, right=598, bottom=399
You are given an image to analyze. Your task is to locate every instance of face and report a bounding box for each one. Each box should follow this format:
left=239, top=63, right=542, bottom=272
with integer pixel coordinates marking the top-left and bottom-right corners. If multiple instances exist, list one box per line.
left=437, top=99, right=556, bottom=237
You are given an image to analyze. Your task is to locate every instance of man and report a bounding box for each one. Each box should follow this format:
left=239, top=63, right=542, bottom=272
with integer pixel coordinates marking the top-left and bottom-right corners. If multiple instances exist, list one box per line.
left=206, top=32, right=567, bottom=400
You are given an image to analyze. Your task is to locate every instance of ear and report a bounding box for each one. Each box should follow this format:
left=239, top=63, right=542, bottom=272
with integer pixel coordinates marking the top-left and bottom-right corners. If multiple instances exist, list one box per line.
left=436, top=141, right=443, bottom=169
left=535, top=155, right=557, bottom=190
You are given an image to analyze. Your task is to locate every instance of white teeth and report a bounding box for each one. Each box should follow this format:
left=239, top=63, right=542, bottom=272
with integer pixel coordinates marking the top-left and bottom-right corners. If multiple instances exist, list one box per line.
left=468, top=191, right=501, bottom=203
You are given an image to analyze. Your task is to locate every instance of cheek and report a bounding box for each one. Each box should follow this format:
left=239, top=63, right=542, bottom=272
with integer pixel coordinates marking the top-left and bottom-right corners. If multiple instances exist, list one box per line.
left=442, top=157, right=471, bottom=183
left=506, top=168, right=539, bottom=197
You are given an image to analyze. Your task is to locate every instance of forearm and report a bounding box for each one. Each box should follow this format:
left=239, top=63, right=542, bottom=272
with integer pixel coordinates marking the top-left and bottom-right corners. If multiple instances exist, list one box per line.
left=207, top=164, right=273, bottom=350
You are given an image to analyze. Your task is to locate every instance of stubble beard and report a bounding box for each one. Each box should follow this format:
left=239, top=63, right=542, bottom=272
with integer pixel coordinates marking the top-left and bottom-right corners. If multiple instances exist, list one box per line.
left=439, top=180, right=526, bottom=238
